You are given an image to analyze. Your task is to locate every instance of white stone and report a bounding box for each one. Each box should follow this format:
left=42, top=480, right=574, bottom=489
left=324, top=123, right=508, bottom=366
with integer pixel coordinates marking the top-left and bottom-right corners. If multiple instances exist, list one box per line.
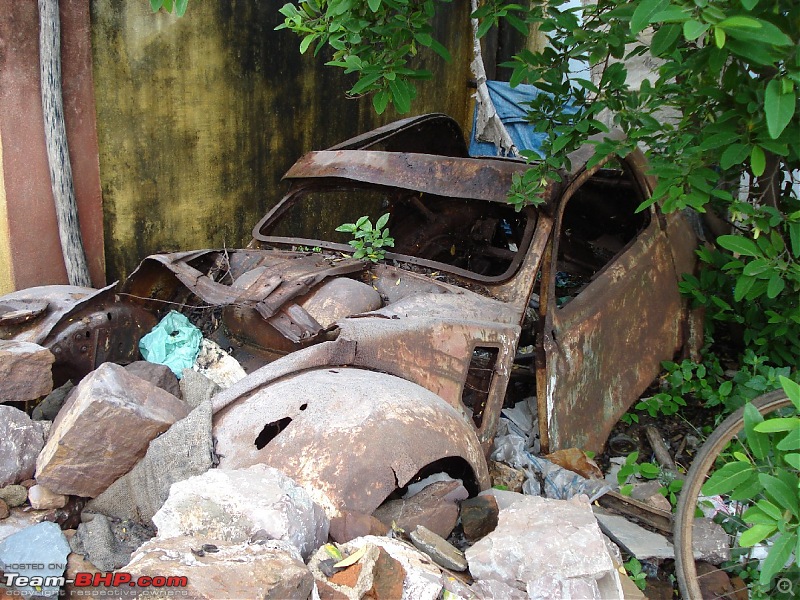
left=28, top=484, right=67, bottom=510
left=466, top=496, right=623, bottom=599
left=594, top=509, right=675, bottom=560
left=153, top=464, right=328, bottom=560
left=0, top=406, right=49, bottom=486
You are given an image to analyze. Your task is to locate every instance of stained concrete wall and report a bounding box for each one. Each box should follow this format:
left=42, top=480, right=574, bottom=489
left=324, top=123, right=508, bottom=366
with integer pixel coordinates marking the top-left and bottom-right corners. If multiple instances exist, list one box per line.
left=0, top=0, right=105, bottom=293
left=91, top=1, right=474, bottom=282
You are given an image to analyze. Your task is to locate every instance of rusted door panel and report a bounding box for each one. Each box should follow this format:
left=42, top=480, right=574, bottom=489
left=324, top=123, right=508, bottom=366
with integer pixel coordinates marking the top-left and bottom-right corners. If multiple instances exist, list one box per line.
left=541, top=220, right=685, bottom=452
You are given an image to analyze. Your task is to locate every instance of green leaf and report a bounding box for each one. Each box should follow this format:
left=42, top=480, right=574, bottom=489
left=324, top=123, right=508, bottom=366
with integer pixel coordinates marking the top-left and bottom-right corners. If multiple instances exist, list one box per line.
left=150, top=0, right=163, bottom=11
left=683, top=20, right=709, bottom=41
left=734, top=275, right=755, bottom=302
left=367, top=0, right=381, bottom=12
left=375, top=213, right=390, bottom=230
left=175, top=0, right=188, bottom=16
left=651, top=23, right=681, bottom=55
left=714, top=27, right=726, bottom=48
left=300, top=34, right=316, bottom=54
left=631, top=0, right=669, bottom=34
left=760, top=532, right=796, bottom=586
left=781, top=376, right=800, bottom=410
left=702, top=461, right=755, bottom=495
left=739, top=523, right=777, bottom=547
left=755, top=418, right=800, bottom=433
left=717, top=235, right=761, bottom=257
left=750, top=146, right=766, bottom=177
left=429, top=38, right=452, bottom=62
left=785, top=453, right=800, bottom=469
left=720, top=144, right=750, bottom=169
left=373, top=89, right=389, bottom=114
left=388, top=79, right=411, bottom=114
left=698, top=131, right=740, bottom=151
left=717, top=16, right=792, bottom=46
left=767, top=272, right=785, bottom=298
left=789, top=223, right=800, bottom=258
left=744, top=402, right=770, bottom=460
left=765, top=80, right=796, bottom=140
left=759, top=473, right=800, bottom=518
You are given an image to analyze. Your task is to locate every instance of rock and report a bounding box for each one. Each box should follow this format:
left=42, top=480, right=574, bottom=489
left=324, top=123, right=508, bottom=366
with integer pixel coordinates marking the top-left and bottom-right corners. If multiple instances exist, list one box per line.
left=692, top=518, right=731, bottom=565
left=309, top=536, right=443, bottom=600
left=0, top=500, right=7, bottom=520
left=193, top=338, right=247, bottom=389
left=42, top=495, right=87, bottom=530
left=695, top=562, right=741, bottom=600
left=593, top=508, right=674, bottom=560
left=35, top=362, right=190, bottom=497
left=329, top=510, right=388, bottom=543
left=0, top=507, right=49, bottom=544
left=373, top=480, right=467, bottom=539
left=460, top=495, right=499, bottom=541
left=27, top=484, right=67, bottom=510
left=409, top=525, right=467, bottom=571
left=124, top=535, right=314, bottom=599
left=0, top=485, right=28, bottom=508
left=471, top=578, right=528, bottom=599
left=0, top=521, right=70, bottom=597
left=466, top=496, right=623, bottom=598
left=488, top=460, right=525, bottom=493
left=124, top=361, right=182, bottom=399
left=87, top=399, right=214, bottom=525
left=0, top=340, right=54, bottom=403
left=629, top=481, right=672, bottom=512
left=70, top=513, right=154, bottom=571
left=545, top=447, right=604, bottom=479
left=152, top=464, right=328, bottom=560
left=619, top=572, right=648, bottom=599
left=31, top=381, right=75, bottom=422
left=0, top=406, right=49, bottom=486
left=478, top=488, right=526, bottom=511
left=526, top=574, right=606, bottom=599
left=18, top=479, right=36, bottom=489
left=63, top=551, right=101, bottom=598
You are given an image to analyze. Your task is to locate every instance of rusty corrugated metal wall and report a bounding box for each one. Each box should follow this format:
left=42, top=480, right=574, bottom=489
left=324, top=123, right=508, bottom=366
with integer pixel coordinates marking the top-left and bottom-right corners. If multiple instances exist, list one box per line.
left=90, top=1, right=475, bottom=282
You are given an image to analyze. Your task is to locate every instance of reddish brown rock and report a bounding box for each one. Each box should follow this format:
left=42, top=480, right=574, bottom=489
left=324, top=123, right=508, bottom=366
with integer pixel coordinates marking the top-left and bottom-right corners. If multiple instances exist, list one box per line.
left=316, top=580, right=350, bottom=600
left=124, top=361, right=182, bottom=399
left=0, top=340, right=54, bottom=403
left=330, top=510, right=389, bottom=543
left=330, top=563, right=363, bottom=588
left=35, top=363, right=189, bottom=497
left=0, top=499, right=8, bottom=520
left=460, top=494, right=499, bottom=541
left=372, top=480, right=468, bottom=539
left=366, top=547, right=406, bottom=600
left=488, top=460, right=525, bottom=493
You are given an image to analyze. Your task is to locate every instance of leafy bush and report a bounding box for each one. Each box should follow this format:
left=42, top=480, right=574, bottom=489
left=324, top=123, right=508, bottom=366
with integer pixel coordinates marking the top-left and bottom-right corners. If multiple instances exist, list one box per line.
left=335, top=214, right=394, bottom=262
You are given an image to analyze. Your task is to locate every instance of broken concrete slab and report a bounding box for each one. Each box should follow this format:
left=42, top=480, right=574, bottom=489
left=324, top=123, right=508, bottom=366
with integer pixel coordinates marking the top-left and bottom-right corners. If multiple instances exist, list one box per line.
left=317, top=545, right=406, bottom=600
left=372, top=479, right=467, bottom=539
left=124, top=535, right=314, bottom=599
left=466, top=496, right=623, bottom=598
left=152, top=464, right=329, bottom=560
left=0, top=406, right=49, bottom=487
left=0, top=340, right=54, bottom=403
left=409, top=525, right=467, bottom=571
left=87, top=399, right=214, bottom=525
left=124, top=360, right=182, bottom=399
left=692, top=518, right=731, bottom=565
left=27, top=484, right=67, bottom=510
left=593, top=508, right=675, bottom=560
left=35, top=362, right=190, bottom=497
left=460, top=494, right=499, bottom=541
left=0, top=521, right=70, bottom=597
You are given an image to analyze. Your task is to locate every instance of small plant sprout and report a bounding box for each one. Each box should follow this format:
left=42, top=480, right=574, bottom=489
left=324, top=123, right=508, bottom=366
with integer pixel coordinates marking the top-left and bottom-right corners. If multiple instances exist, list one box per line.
left=335, top=213, right=394, bottom=263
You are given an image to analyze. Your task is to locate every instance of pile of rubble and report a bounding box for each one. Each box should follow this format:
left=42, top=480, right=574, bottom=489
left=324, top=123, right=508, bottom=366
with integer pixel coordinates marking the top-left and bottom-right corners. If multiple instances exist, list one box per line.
left=0, top=338, right=732, bottom=599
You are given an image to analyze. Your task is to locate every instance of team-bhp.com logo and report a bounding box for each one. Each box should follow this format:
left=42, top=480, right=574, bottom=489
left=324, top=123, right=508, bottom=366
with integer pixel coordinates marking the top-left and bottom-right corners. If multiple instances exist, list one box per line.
left=3, top=572, right=188, bottom=592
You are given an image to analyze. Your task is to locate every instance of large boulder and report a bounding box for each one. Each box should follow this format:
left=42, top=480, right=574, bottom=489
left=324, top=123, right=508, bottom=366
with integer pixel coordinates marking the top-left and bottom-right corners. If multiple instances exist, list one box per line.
left=0, top=406, right=49, bottom=486
left=0, top=340, right=54, bottom=403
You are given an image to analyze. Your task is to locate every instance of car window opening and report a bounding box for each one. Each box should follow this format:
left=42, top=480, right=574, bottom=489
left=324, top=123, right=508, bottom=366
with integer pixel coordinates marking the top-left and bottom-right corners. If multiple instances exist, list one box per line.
left=555, top=166, right=651, bottom=307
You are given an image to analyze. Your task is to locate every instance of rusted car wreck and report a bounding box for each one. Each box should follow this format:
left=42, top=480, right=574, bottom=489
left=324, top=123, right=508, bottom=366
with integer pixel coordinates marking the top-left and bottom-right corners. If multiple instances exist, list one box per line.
left=0, top=114, right=699, bottom=516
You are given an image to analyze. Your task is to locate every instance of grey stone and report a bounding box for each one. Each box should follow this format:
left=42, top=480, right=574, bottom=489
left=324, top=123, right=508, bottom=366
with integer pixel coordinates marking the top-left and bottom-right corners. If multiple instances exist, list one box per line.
left=36, top=362, right=190, bottom=497
left=478, top=487, right=526, bottom=511
left=31, top=381, right=74, bottom=421
left=27, top=484, right=67, bottom=510
left=526, top=574, right=603, bottom=599
left=594, top=509, right=675, bottom=560
left=152, top=464, right=329, bottom=560
left=409, top=525, right=467, bottom=572
left=0, top=485, right=28, bottom=508
left=460, top=494, right=499, bottom=541
left=125, top=535, right=313, bottom=599
left=373, top=480, right=467, bottom=539
left=466, top=496, right=623, bottom=598
left=124, top=361, right=182, bottom=399
left=87, top=399, right=214, bottom=525
left=70, top=513, right=155, bottom=571
left=692, top=517, right=731, bottom=565
left=0, top=340, right=54, bottom=403
left=0, top=521, right=70, bottom=597
left=0, top=507, right=49, bottom=544
left=471, top=579, right=528, bottom=599
left=0, top=406, right=49, bottom=486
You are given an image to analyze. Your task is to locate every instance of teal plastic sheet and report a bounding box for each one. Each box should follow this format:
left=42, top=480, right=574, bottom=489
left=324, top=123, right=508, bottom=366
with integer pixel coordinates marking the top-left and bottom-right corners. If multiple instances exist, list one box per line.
left=139, top=310, right=202, bottom=379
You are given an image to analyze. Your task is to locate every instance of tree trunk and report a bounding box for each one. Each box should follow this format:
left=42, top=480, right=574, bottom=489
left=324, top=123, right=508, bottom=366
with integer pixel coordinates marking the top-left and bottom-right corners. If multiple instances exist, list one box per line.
left=39, top=0, right=91, bottom=287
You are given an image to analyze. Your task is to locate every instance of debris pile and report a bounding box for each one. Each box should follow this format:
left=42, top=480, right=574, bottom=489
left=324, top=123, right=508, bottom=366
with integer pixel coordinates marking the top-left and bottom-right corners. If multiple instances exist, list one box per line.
left=0, top=336, right=729, bottom=599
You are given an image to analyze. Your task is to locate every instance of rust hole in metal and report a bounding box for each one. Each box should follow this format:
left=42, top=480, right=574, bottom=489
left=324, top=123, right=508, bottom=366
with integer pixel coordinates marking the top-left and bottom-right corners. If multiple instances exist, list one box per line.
left=299, top=403, right=308, bottom=411
left=254, top=417, right=292, bottom=450
left=461, top=347, right=499, bottom=429
left=399, top=457, right=481, bottom=499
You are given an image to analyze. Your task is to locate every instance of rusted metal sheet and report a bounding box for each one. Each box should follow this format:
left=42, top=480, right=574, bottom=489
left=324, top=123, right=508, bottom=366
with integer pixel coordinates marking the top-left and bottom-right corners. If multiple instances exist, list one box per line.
left=213, top=368, right=490, bottom=517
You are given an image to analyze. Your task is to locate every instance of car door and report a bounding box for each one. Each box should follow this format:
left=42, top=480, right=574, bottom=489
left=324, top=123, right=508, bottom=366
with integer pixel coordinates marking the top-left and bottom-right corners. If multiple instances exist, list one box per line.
left=536, top=153, right=691, bottom=452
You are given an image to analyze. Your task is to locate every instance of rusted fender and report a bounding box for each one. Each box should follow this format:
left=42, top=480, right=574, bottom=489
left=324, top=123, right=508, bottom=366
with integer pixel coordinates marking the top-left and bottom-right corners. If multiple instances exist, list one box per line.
left=213, top=368, right=490, bottom=517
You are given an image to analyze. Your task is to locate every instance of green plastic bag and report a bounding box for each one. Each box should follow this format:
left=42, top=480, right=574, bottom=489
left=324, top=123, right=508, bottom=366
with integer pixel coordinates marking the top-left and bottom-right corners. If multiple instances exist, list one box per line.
left=139, top=310, right=202, bottom=379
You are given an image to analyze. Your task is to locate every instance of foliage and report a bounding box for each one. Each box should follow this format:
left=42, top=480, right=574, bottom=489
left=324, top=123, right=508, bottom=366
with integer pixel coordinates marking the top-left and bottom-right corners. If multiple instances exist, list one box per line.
left=617, top=450, right=661, bottom=486
left=276, top=0, right=452, bottom=115
left=701, top=376, right=800, bottom=589
left=335, top=213, right=394, bottom=262
left=149, top=0, right=188, bottom=17
left=624, top=557, right=648, bottom=591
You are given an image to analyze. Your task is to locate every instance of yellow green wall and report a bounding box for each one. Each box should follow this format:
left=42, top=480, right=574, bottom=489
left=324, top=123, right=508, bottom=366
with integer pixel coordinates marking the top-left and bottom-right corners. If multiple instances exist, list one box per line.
left=91, top=1, right=474, bottom=281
